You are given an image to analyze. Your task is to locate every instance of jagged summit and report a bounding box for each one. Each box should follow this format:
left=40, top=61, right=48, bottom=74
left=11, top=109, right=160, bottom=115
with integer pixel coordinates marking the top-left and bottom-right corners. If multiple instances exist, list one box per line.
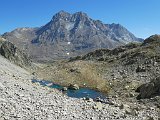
left=51, top=11, right=89, bottom=22
left=3, top=11, right=143, bottom=61
left=57, top=10, right=69, bottom=15
left=73, top=11, right=88, bottom=18
left=52, top=10, right=71, bottom=21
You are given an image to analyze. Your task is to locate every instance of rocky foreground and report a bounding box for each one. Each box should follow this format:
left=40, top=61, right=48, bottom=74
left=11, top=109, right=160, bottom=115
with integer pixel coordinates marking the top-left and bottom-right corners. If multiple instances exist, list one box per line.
left=0, top=56, right=159, bottom=120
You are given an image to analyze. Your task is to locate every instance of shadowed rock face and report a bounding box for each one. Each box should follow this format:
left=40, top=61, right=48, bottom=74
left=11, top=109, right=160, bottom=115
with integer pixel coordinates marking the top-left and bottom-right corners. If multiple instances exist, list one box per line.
left=136, top=77, right=160, bottom=99
left=0, top=41, right=31, bottom=67
left=2, top=11, right=142, bottom=62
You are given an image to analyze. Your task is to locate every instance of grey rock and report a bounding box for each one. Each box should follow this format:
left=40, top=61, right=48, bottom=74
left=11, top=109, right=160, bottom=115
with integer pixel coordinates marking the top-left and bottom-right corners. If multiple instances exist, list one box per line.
left=119, top=104, right=130, bottom=110
left=62, top=87, right=68, bottom=91
left=0, top=82, right=5, bottom=89
left=136, top=77, right=160, bottom=99
left=85, top=97, right=93, bottom=102
left=0, top=41, right=31, bottom=67
left=136, top=65, right=146, bottom=73
left=93, top=102, right=103, bottom=110
left=68, top=84, right=79, bottom=90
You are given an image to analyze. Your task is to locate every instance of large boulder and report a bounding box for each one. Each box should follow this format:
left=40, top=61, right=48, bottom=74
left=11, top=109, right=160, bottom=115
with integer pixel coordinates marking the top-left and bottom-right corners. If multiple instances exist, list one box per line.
left=136, top=77, right=160, bottom=99
left=68, top=84, right=79, bottom=90
left=0, top=41, right=31, bottom=67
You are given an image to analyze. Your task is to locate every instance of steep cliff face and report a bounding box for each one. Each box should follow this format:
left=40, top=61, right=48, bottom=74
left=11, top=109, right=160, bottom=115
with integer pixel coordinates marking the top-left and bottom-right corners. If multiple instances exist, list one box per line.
left=0, top=41, right=31, bottom=67
left=3, top=11, right=142, bottom=61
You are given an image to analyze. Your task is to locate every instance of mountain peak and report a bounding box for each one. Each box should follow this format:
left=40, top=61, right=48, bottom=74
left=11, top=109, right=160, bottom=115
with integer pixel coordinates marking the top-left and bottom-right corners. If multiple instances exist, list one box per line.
left=51, top=11, right=89, bottom=22
left=3, top=11, right=142, bottom=61
left=57, top=10, right=70, bottom=15
left=52, top=10, right=71, bottom=21
left=74, top=11, right=87, bottom=16
left=73, top=11, right=89, bottom=19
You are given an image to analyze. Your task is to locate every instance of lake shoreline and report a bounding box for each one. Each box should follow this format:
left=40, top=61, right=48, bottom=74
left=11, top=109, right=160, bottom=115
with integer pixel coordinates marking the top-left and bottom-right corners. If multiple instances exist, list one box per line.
left=31, top=79, right=108, bottom=101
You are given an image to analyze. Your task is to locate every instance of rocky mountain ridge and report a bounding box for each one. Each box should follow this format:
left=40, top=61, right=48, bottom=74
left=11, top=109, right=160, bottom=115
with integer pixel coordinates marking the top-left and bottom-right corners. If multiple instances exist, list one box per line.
left=2, top=11, right=143, bottom=61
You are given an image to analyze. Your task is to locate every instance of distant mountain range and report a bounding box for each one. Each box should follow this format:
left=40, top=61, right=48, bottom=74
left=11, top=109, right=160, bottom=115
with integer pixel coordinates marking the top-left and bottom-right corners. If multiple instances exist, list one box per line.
left=2, top=11, right=143, bottom=62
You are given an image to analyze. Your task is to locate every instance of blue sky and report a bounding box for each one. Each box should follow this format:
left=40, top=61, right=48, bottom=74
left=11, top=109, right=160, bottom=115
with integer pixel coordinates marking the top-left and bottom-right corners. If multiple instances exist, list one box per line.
left=0, top=0, right=159, bottom=38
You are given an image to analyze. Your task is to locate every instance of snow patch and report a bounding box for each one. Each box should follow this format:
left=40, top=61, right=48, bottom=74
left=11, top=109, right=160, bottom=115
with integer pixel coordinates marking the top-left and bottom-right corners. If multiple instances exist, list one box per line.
left=65, top=23, right=74, bottom=30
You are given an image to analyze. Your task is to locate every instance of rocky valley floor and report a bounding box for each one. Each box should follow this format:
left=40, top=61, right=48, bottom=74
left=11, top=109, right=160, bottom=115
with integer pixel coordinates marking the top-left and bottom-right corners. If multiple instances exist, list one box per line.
left=0, top=54, right=159, bottom=120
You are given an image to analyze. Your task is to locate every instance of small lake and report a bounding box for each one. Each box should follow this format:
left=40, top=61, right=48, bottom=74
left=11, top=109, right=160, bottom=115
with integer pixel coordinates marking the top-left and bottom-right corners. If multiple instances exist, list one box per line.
left=32, top=79, right=107, bottom=100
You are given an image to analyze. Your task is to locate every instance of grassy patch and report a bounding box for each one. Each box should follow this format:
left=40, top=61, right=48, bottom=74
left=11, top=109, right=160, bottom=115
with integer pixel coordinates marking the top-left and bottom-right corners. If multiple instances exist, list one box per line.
left=35, top=60, right=110, bottom=93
